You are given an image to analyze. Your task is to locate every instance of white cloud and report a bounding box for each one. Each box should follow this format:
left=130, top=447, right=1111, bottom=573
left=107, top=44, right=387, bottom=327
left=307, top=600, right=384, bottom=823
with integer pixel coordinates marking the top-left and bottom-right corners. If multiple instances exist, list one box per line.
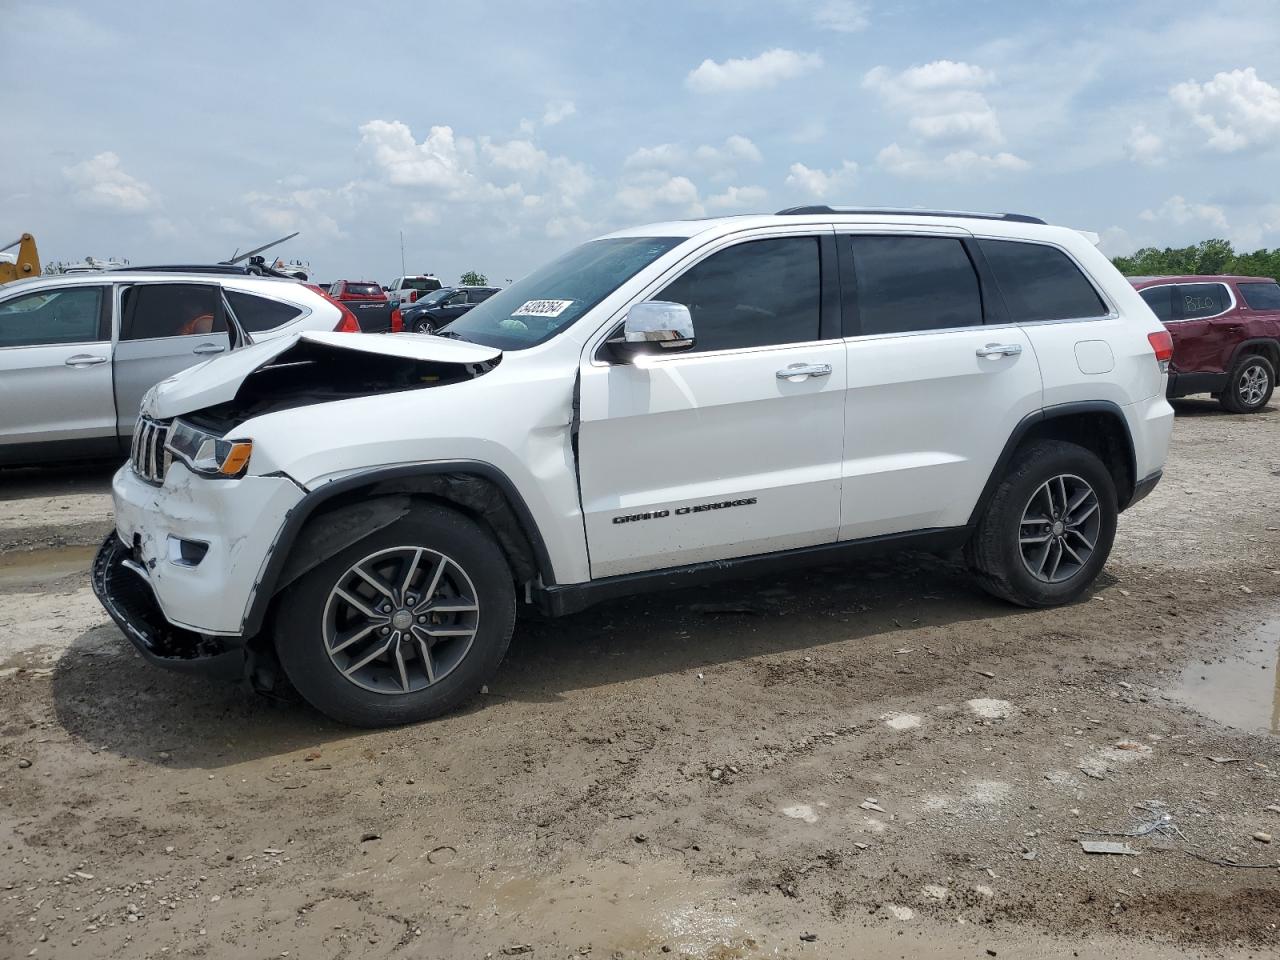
left=806, top=0, right=869, bottom=32
left=686, top=48, right=823, bottom=93
left=695, top=134, right=763, bottom=166
left=1170, top=67, right=1280, bottom=153
left=62, top=152, right=155, bottom=213
left=481, top=138, right=549, bottom=174
left=625, top=136, right=762, bottom=180
left=1125, top=123, right=1165, bottom=165
left=616, top=172, right=703, bottom=217
left=624, top=143, right=688, bottom=169
left=542, top=100, right=576, bottom=126
left=358, top=120, right=476, bottom=192
left=1139, top=195, right=1229, bottom=231
left=876, top=143, right=1028, bottom=178
left=706, top=185, right=768, bottom=210
left=242, top=185, right=349, bottom=239
left=785, top=160, right=858, bottom=198
left=864, top=60, right=1004, bottom=147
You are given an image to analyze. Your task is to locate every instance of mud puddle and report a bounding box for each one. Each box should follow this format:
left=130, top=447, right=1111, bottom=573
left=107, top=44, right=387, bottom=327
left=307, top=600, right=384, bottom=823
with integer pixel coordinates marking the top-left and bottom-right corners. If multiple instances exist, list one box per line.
left=1171, top=615, right=1280, bottom=735
left=0, top=544, right=95, bottom=591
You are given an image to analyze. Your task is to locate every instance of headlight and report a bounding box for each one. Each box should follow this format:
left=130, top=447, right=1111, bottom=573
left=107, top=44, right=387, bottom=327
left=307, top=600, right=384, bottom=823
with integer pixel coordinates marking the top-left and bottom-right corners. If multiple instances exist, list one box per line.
left=165, top=420, right=253, bottom=477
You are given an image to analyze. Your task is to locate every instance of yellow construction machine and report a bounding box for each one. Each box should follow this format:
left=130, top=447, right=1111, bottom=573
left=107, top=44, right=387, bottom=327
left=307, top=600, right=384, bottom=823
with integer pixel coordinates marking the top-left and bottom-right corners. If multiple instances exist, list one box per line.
left=0, top=234, right=40, bottom=285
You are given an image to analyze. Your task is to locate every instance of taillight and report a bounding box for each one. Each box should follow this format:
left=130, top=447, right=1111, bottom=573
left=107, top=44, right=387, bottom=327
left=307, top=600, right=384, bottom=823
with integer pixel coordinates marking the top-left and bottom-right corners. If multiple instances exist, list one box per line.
left=1147, top=330, right=1174, bottom=370
left=409, top=291, right=418, bottom=303
left=334, top=308, right=360, bottom=333
left=390, top=308, right=404, bottom=334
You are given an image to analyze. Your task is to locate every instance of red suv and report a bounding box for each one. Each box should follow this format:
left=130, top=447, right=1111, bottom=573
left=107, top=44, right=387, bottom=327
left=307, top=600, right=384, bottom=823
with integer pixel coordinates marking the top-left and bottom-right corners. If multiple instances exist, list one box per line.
left=1130, top=275, right=1280, bottom=413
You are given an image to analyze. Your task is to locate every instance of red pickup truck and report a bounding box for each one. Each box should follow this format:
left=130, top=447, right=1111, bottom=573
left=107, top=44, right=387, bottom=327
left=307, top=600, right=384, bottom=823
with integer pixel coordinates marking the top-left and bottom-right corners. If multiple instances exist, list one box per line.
left=327, top=280, right=403, bottom=334
left=1130, top=275, right=1280, bottom=413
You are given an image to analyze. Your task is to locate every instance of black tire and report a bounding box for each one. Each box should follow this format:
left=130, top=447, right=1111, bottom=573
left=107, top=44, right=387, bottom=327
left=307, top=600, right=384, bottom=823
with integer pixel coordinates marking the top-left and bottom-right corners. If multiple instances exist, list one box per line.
left=1219, top=353, right=1275, bottom=414
left=964, top=440, right=1117, bottom=608
left=414, top=318, right=434, bottom=334
left=274, top=504, right=515, bottom=727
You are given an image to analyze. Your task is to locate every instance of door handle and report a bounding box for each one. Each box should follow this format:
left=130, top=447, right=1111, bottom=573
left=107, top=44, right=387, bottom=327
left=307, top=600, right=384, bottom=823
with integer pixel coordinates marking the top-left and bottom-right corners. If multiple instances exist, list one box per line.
left=776, top=363, right=832, bottom=381
left=192, top=343, right=227, bottom=355
left=976, top=343, right=1023, bottom=358
left=64, top=354, right=108, bottom=367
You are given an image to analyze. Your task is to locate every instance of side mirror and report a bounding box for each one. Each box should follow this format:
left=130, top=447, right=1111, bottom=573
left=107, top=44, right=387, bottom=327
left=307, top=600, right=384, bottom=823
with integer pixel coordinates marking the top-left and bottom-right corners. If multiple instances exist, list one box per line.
left=607, top=301, right=695, bottom=362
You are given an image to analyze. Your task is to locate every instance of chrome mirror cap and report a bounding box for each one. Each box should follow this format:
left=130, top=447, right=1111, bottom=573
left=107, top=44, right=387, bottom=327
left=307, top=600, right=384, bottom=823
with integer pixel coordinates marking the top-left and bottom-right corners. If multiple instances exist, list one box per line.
left=609, top=301, right=695, bottom=361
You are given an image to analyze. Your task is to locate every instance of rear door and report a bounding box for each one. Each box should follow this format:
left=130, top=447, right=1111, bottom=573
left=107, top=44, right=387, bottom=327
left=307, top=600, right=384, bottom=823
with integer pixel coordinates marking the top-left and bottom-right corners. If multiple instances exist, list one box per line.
left=1170, top=281, right=1237, bottom=373
left=578, top=231, right=846, bottom=577
left=836, top=231, right=1043, bottom=539
left=112, top=282, right=229, bottom=435
left=0, top=283, right=118, bottom=457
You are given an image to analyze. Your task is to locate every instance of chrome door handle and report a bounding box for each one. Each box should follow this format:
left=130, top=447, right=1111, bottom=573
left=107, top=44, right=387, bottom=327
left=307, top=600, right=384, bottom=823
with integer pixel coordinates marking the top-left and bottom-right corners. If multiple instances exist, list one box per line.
left=65, top=354, right=108, bottom=367
left=777, top=363, right=832, bottom=381
left=976, top=343, right=1023, bottom=358
left=192, top=343, right=227, bottom=355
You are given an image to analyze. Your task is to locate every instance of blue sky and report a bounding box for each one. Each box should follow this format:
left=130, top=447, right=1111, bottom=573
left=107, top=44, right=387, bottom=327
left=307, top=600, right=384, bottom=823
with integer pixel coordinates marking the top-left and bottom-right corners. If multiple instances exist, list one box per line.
left=3, top=0, right=1279, bottom=283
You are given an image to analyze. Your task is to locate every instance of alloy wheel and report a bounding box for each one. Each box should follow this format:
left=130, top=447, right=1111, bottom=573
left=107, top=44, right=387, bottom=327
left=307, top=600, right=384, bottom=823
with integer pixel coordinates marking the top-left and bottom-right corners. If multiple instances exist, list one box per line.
left=1018, top=474, right=1101, bottom=584
left=1237, top=362, right=1270, bottom=408
left=322, top=546, right=480, bottom=695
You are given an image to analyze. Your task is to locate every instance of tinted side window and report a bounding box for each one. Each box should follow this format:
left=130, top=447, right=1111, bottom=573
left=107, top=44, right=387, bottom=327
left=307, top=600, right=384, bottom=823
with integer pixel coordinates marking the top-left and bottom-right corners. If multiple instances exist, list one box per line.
left=1239, top=281, right=1280, bottom=311
left=122, top=284, right=225, bottom=340
left=0, top=287, right=104, bottom=348
left=226, top=291, right=304, bottom=333
left=658, top=237, right=820, bottom=353
left=471, top=289, right=496, bottom=303
left=978, top=239, right=1106, bottom=322
left=1178, top=283, right=1231, bottom=320
left=1139, top=286, right=1175, bottom=323
left=848, top=236, right=981, bottom=335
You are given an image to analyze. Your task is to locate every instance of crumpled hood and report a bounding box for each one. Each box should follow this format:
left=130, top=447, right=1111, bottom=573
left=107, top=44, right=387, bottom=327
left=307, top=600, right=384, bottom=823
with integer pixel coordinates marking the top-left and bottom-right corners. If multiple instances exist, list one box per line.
left=142, top=331, right=501, bottom=420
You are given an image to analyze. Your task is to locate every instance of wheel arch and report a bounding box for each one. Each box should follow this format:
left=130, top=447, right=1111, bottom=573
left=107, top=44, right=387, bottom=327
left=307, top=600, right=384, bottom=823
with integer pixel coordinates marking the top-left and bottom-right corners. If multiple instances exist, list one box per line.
left=968, top=402, right=1138, bottom=529
left=1228, top=337, right=1280, bottom=371
left=240, top=461, right=555, bottom=638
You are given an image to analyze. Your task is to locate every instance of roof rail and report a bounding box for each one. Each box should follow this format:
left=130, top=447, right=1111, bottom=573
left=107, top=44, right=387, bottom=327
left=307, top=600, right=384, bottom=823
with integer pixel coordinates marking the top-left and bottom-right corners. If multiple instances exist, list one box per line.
left=775, top=206, right=1047, bottom=225
left=112, top=264, right=252, bottom=275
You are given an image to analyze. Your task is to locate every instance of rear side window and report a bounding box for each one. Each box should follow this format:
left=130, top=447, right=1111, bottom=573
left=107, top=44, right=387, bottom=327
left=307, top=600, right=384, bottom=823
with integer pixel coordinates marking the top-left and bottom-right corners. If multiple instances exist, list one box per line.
left=1178, top=282, right=1231, bottom=320
left=847, top=236, right=982, bottom=335
left=225, top=291, right=304, bottom=333
left=1139, top=286, right=1175, bottom=322
left=658, top=236, right=821, bottom=353
left=978, top=239, right=1106, bottom=322
left=1239, top=281, right=1280, bottom=311
left=121, top=284, right=226, bottom=340
left=0, top=287, right=104, bottom=347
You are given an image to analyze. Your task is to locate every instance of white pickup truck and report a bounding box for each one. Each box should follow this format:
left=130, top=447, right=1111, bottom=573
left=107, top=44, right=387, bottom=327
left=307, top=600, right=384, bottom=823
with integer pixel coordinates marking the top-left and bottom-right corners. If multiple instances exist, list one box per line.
left=93, top=207, right=1174, bottom=726
left=384, top=274, right=442, bottom=308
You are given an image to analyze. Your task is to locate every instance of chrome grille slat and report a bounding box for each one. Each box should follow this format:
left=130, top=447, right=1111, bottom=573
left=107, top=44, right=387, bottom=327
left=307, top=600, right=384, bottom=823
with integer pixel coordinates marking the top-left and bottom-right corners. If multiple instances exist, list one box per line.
left=130, top=417, right=171, bottom=485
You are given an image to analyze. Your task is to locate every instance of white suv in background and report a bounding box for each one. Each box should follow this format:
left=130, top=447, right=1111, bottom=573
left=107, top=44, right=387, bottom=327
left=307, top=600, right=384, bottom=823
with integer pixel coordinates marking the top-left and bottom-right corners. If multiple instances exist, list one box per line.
left=93, top=207, right=1175, bottom=726
left=0, top=268, right=356, bottom=466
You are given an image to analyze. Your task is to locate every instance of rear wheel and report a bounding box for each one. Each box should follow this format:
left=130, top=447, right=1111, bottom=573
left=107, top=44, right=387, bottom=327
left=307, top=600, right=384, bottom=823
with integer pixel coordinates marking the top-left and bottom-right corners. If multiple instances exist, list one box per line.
left=1219, top=354, right=1274, bottom=413
left=965, top=440, right=1117, bottom=607
left=274, top=505, right=515, bottom=726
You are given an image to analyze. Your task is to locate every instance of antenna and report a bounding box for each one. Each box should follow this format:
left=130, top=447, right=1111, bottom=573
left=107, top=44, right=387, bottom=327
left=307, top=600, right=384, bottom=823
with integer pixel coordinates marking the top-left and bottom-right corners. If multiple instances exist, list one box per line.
left=400, top=230, right=407, bottom=278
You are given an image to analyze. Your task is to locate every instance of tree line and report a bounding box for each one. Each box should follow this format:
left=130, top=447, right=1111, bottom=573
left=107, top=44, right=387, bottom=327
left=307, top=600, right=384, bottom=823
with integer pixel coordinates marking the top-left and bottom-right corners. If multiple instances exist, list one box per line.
left=1111, top=239, right=1280, bottom=281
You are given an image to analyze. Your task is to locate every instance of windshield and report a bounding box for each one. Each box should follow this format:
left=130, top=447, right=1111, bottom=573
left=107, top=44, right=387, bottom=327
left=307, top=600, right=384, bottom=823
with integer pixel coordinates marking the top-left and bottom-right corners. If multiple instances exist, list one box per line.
left=416, top=288, right=452, bottom=306
left=439, top=237, right=683, bottom=349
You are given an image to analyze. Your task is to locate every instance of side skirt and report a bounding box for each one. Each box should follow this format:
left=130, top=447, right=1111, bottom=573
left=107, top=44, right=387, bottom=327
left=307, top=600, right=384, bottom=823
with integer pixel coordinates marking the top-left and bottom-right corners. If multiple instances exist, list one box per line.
left=535, top=525, right=972, bottom=617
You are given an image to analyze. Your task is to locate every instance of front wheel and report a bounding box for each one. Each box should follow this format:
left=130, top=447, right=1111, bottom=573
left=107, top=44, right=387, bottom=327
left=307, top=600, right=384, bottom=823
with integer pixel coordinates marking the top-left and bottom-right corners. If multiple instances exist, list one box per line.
left=1219, top=354, right=1275, bottom=414
left=274, top=504, right=515, bottom=726
left=965, top=440, right=1118, bottom=607
left=414, top=319, right=434, bottom=334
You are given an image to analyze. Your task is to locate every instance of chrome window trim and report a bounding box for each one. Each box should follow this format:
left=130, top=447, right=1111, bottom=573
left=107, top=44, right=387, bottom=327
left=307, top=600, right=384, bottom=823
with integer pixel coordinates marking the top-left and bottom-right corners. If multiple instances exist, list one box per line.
left=1137, top=281, right=1236, bottom=322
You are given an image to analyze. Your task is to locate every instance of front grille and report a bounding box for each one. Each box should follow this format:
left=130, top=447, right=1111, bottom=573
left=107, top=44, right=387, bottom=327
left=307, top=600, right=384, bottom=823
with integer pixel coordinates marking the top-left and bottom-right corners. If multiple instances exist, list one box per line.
left=130, top=417, right=172, bottom=484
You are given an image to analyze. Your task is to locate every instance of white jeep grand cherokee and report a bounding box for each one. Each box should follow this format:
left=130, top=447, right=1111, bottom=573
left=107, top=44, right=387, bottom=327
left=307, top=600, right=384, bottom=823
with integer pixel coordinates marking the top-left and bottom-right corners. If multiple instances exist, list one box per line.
left=93, top=207, right=1175, bottom=726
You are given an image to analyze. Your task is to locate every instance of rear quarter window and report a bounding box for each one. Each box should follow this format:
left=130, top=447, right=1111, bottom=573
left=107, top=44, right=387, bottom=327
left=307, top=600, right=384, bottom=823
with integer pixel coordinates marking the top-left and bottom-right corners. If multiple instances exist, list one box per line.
left=1238, top=281, right=1280, bottom=311
left=1139, top=286, right=1175, bottom=323
left=977, top=239, right=1107, bottom=322
left=225, top=291, right=305, bottom=333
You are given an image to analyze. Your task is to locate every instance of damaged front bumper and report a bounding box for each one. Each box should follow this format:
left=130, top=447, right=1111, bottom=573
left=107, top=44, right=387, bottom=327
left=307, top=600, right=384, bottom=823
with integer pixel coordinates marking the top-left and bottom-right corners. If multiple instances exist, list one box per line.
left=92, top=534, right=245, bottom=678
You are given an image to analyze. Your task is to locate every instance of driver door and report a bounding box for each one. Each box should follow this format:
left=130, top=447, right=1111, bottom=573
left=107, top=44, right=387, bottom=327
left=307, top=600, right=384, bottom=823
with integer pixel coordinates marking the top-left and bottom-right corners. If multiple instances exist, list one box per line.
left=577, top=232, right=846, bottom=578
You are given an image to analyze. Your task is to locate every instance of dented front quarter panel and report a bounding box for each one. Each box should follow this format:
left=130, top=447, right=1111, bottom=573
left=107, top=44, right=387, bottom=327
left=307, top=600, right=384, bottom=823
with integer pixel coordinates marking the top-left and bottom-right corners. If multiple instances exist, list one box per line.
left=110, top=462, right=306, bottom=635
left=241, top=338, right=591, bottom=585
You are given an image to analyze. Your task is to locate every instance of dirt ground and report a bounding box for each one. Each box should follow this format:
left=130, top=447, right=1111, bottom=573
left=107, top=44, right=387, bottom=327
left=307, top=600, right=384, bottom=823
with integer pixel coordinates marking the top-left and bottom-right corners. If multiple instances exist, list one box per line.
left=2, top=397, right=1279, bottom=960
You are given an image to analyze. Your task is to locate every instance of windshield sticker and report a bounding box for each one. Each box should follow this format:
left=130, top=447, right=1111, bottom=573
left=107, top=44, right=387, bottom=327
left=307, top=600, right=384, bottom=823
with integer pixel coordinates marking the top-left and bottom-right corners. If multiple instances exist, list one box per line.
left=511, top=299, right=574, bottom=318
